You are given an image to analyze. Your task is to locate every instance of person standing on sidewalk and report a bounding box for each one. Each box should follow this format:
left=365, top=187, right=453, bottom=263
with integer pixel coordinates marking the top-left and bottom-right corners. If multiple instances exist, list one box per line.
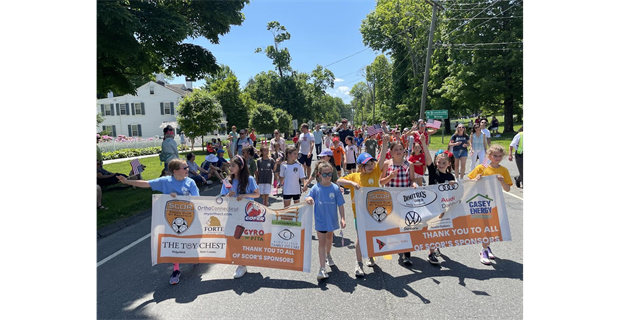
left=508, top=126, right=523, bottom=188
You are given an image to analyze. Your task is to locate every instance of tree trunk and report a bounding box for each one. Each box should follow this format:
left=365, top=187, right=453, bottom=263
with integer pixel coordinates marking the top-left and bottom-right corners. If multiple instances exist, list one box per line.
left=444, top=118, right=452, bottom=135
left=503, top=95, right=514, bottom=134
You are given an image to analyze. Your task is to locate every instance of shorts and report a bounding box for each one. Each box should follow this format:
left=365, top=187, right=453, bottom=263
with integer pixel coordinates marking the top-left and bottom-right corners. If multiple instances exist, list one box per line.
left=317, top=230, right=328, bottom=234
left=258, top=183, right=271, bottom=195
left=453, top=148, right=468, bottom=159
left=335, top=165, right=342, bottom=171
left=413, top=171, right=423, bottom=179
left=489, top=127, right=498, bottom=131
left=346, top=163, right=356, bottom=170
left=299, top=153, right=313, bottom=166
left=283, top=194, right=301, bottom=201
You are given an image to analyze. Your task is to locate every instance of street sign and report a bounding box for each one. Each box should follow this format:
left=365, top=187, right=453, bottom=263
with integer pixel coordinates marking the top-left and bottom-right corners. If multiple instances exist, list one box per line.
left=425, top=110, right=448, bottom=120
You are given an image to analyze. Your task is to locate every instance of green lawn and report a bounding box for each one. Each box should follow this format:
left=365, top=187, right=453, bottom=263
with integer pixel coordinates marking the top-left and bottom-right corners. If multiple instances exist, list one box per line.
left=98, top=150, right=214, bottom=229
left=98, top=119, right=522, bottom=229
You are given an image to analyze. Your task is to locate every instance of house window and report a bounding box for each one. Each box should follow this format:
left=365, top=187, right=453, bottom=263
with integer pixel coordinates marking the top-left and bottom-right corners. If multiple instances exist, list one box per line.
left=119, top=103, right=128, bottom=115
left=104, top=104, right=113, bottom=116
left=102, top=125, right=116, bottom=136
left=135, top=103, right=142, bottom=115
left=164, top=102, right=172, bottom=114
left=131, top=124, right=140, bottom=137
left=150, top=86, right=154, bottom=94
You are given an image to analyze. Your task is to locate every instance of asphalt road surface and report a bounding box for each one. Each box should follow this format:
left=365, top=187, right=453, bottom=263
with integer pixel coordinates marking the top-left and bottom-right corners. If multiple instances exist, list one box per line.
left=97, top=152, right=523, bottom=319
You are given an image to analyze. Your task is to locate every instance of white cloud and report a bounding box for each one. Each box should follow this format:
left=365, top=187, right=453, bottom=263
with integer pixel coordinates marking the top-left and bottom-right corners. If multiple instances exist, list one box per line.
left=334, top=78, right=344, bottom=82
left=327, top=86, right=352, bottom=103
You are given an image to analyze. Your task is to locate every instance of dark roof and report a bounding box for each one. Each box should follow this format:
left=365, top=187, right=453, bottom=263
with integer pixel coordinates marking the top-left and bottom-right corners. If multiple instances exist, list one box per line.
left=156, top=82, right=192, bottom=96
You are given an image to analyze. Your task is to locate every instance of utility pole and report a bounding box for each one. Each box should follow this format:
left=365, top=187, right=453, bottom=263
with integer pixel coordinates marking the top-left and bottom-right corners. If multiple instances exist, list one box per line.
left=419, top=0, right=443, bottom=120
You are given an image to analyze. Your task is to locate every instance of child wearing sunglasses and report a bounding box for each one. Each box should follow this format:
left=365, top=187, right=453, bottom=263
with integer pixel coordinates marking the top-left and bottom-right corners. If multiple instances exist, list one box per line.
left=305, top=161, right=346, bottom=280
left=116, top=158, right=199, bottom=285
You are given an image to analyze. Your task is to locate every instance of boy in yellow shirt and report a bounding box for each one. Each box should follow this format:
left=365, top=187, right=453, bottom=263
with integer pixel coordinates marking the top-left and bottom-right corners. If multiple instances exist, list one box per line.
left=468, top=144, right=512, bottom=265
left=337, top=134, right=390, bottom=277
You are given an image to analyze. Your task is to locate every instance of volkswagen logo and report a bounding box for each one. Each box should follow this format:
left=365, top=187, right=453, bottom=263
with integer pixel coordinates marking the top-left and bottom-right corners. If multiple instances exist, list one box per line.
left=405, top=211, right=421, bottom=226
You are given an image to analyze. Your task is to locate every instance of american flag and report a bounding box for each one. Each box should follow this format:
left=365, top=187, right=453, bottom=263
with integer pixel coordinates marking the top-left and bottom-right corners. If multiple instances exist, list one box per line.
left=367, top=124, right=383, bottom=136
left=130, top=159, right=144, bottom=175
left=481, top=158, right=491, bottom=168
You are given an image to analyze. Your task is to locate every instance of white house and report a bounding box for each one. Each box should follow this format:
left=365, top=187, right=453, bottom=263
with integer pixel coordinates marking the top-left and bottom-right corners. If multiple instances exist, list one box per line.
left=96, top=78, right=227, bottom=138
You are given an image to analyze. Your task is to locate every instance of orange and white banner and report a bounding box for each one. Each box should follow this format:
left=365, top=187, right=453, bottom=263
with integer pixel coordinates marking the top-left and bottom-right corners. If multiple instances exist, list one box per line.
left=356, top=176, right=511, bottom=258
left=151, top=195, right=313, bottom=273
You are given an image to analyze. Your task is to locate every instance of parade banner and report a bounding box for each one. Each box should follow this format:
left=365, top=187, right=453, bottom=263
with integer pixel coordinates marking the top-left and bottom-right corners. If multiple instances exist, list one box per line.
left=355, top=176, right=511, bottom=258
left=151, top=195, right=313, bottom=273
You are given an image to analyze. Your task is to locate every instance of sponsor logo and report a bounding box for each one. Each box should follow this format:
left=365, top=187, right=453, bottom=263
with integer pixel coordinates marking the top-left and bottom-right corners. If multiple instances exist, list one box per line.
left=278, top=229, right=295, bottom=240
left=165, top=200, right=195, bottom=234
left=466, top=194, right=494, bottom=217
left=397, top=189, right=438, bottom=207
left=405, top=211, right=422, bottom=226
left=215, top=196, right=224, bottom=205
left=203, top=216, right=225, bottom=234
left=366, top=190, right=393, bottom=223
left=438, top=183, right=459, bottom=191
left=245, top=202, right=266, bottom=222
left=376, top=239, right=386, bottom=250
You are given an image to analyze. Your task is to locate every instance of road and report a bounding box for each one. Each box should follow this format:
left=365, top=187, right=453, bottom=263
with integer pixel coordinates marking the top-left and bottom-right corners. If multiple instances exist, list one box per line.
left=97, top=152, right=523, bottom=319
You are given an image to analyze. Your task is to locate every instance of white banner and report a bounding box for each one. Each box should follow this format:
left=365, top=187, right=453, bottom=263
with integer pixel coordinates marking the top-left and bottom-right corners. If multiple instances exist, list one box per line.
left=151, top=195, right=313, bottom=273
left=355, top=176, right=511, bottom=258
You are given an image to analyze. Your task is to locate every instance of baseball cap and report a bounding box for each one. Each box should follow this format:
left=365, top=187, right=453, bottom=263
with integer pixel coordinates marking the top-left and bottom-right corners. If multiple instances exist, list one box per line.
left=356, top=152, right=376, bottom=165
left=217, top=149, right=225, bottom=154
left=332, top=137, right=340, bottom=142
left=319, top=149, right=333, bottom=157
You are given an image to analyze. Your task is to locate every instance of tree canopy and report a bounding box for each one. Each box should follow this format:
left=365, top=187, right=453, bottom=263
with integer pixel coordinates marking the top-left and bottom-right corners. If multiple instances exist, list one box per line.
left=97, top=0, right=248, bottom=96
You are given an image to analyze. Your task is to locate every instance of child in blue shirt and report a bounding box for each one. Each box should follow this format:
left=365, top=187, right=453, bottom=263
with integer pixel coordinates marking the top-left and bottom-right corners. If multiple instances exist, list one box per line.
left=220, top=155, right=260, bottom=279
left=305, top=161, right=346, bottom=280
left=117, top=159, right=199, bottom=285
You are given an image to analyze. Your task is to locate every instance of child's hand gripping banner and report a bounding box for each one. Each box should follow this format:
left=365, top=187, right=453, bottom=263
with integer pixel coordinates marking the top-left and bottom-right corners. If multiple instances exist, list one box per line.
left=151, top=195, right=313, bottom=273
left=355, top=176, right=511, bottom=258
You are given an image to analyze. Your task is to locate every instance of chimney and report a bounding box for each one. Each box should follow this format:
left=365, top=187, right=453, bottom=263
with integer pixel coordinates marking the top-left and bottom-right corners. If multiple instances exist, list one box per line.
left=185, top=77, right=193, bottom=90
left=107, top=91, right=113, bottom=98
left=156, top=73, right=165, bottom=84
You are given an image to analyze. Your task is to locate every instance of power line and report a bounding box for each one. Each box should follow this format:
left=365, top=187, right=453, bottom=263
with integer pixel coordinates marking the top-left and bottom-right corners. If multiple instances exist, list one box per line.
left=324, top=48, right=371, bottom=67
left=444, top=16, right=521, bottom=20
left=437, top=41, right=522, bottom=47
left=443, top=0, right=504, bottom=38
left=445, top=0, right=523, bottom=43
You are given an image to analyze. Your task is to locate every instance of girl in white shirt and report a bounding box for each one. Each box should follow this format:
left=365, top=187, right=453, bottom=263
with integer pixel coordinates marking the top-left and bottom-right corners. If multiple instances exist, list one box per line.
left=344, top=136, right=358, bottom=175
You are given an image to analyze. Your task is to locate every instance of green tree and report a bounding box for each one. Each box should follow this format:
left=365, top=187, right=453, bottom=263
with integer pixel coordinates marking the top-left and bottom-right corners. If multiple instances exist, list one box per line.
left=210, top=74, right=247, bottom=131
left=249, top=103, right=277, bottom=141
left=176, top=89, right=223, bottom=151
left=255, top=21, right=293, bottom=77
left=97, top=0, right=248, bottom=96
left=274, top=108, right=293, bottom=136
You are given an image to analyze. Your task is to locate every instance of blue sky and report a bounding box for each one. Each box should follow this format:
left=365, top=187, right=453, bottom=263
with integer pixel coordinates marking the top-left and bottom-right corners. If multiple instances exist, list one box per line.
left=171, top=0, right=382, bottom=104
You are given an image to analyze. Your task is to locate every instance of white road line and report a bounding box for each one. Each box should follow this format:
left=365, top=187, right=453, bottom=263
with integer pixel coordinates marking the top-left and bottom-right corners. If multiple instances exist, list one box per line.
left=503, top=190, right=523, bottom=201
left=97, top=233, right=151, bottom=268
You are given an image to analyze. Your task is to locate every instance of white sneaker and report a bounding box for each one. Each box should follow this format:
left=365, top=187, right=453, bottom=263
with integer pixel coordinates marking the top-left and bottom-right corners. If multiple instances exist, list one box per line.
left=206, top=180, right=213, bottom=185
left=480, top=250, right=491, bottom=265
left=487, top=246, right=496, bottom=259
left=326, top=254, right=335, bottom=267
left=317, top=267, right=329, bottom=280
left=354, top=263, right=365, bottom=277
left=366, top=257, right=376, bottom=267
left=233, top=265, right=247, bottom=278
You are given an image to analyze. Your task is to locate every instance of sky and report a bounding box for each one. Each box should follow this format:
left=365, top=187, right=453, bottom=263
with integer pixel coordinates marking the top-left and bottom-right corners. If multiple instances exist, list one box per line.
left=171, top=0, right=383, bottom=104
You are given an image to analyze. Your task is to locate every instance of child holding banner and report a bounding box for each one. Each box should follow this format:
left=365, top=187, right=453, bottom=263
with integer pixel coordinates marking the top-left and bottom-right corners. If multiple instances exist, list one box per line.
left=418, top=134, right=456, bottom=265
left=220, top=155, right=260, bottom=278
left=305, top=161, right=347, bottom=280
left=379, top=140, right=417, bottom=265
left=337, top=134, right=390, bottom=277
left=117, top=158, right=199, bottom=285
left=468, top=145, right=512, bottom=265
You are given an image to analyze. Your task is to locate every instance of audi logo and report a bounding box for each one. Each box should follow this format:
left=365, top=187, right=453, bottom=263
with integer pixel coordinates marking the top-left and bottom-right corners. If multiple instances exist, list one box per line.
left=438, top=183, right=459, bottom=191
